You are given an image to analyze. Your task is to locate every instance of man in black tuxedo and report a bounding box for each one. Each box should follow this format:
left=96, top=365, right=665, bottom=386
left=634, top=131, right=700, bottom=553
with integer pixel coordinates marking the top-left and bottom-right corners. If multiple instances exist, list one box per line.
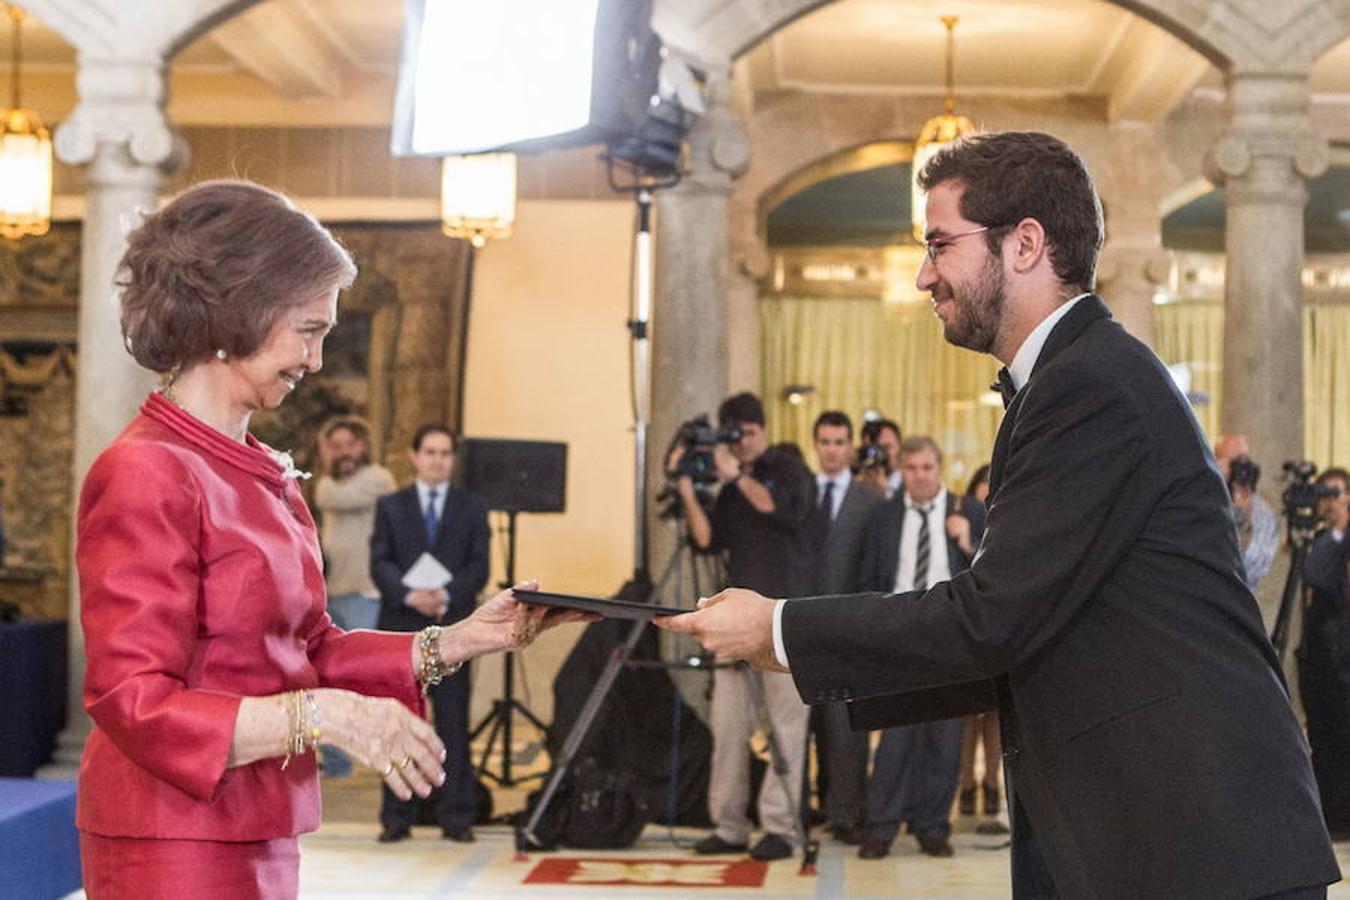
left=855, top=435, right=984, bottom=861
left=806, top=410, right=883, bottom=843
left=660, top=132, right=1340, bottom=899
left=370, top=424, right=489, bottom=844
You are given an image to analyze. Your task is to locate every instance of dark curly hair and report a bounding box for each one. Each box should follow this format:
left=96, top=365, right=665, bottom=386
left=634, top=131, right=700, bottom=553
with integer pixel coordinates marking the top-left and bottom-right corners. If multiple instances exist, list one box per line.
left=918, top=132, right=1104, bottom=294
left=118, top=180, right=356, bottom=373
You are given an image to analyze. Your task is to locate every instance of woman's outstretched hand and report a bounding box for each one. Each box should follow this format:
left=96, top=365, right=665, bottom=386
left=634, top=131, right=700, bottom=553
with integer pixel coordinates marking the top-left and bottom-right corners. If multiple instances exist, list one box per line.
left=443, top=580, right=599, bottom=661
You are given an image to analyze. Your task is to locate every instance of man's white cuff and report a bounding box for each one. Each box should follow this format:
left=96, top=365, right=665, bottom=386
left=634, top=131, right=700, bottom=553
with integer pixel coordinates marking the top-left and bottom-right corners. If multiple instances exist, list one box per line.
left=772, top=599, right=790, bottom=669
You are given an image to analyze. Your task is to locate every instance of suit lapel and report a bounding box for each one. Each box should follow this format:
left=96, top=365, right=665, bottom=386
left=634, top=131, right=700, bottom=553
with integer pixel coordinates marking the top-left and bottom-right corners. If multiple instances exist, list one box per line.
left=400, top=486, right=431, bottom=552
left=987, top=295, right=1112, bottom=504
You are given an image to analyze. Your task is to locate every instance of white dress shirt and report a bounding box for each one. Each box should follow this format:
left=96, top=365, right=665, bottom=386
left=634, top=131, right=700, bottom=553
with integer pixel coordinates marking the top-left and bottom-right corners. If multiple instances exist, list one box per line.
left=815, top=470, right=852, bottom=522
left=771, top=294, right=1089, bottom=669
left=892, top=488, right=952, bottom=593
left=416, top=480, right=449, bottom=523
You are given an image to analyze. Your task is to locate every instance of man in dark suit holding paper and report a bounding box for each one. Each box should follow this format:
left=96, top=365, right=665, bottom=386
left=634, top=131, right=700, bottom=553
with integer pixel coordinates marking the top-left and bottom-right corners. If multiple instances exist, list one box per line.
left=659, top=132, right=1340, bottom=899
left=371, top=424, right=489, bottom=844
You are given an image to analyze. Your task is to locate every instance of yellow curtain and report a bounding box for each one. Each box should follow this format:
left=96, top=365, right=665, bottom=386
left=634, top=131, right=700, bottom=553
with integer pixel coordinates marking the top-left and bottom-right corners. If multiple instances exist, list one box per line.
left=761, top=295, right=1002, bottom=488
left=1152, top=300, right=1350, bottom=469
left=1152, top=300, right=1224, bottom=441
left=764, top=295, right=1350, bottom=482
left=1304, top=305, right=1350, bottom=468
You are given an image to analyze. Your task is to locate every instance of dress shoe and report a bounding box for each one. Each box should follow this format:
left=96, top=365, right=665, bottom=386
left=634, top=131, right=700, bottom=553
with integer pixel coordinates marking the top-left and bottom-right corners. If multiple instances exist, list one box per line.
left=693, top=834, right=748, bottom=855
left=857, top=837, right=891, bottom=859
left=976, top=819, right=1010, bottom=836
left=441, top=825, right=475, bottom=843
left=830, top=823, right=865, bottom=846
left=982, top=783, right=1002, bottom=816
left=915, top=832, right=955, bottom=857
left=958, top=786, right=977, bottom=816
left=377, top=825, right=411, bottom=844
left=749, top=833, right=793, bottom=861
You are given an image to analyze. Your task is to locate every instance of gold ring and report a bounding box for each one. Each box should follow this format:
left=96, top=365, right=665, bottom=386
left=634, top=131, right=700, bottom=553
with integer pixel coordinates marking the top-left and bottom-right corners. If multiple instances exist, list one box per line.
left=398, top=755, right=413, bottom=770
left=380, top=761, right=395, bottom=778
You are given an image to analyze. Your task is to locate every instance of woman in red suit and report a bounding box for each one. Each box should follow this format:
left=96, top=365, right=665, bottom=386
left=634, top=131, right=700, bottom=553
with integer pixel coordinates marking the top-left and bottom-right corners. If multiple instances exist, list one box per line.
left=76, top=181, right=577, bottom=899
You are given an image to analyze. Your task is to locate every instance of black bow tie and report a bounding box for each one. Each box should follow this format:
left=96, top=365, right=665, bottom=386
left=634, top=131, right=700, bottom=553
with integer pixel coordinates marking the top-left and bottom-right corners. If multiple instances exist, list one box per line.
left=992, top=368, right=1017, bottom=409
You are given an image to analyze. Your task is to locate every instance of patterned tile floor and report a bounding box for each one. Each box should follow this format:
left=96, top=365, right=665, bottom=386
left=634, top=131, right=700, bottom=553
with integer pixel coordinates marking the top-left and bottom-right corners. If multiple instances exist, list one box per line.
left=294, top=820, right=1350, bottom=899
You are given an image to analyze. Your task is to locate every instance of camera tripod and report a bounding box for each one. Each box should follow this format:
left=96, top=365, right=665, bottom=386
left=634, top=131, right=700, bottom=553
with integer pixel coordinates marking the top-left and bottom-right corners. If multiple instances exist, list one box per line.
left=515, top=524, right=714, bottom=847
left=471, top=510, right=549, bottom=787
left=1270, top=507, right=1320, bottom=665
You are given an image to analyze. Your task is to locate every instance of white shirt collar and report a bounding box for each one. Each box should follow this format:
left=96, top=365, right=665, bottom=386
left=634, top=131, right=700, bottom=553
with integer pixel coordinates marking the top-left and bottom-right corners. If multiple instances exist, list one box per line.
left=817, top=469, right=851, bottom=492
left=1006, top=293, right=1090, bottom=391
left=904, top=486, right=946, bottom=513
left=416, top=480, right=449, bottom=502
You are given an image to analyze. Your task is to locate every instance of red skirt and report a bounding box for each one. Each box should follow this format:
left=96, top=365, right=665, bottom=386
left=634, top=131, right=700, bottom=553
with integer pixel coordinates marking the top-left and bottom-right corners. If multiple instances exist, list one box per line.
left=80, top=831, right=299, bottom=900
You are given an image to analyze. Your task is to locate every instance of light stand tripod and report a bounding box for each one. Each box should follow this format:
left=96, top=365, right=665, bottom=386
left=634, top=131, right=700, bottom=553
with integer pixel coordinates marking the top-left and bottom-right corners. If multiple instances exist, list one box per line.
left=471, top=509, right=549, bottom=787
left=516, top=522, right=710, bottom=850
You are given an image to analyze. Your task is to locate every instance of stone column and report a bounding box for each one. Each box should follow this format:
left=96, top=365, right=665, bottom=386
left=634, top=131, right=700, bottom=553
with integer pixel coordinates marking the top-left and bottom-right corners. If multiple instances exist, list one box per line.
left=1096, top=122, right=1174, bottom=347
left=40, top=59, right=184, bottom=776
left=648, top=73, right=748, bottom=596
left=1204, top=73, right=1327, bottom=482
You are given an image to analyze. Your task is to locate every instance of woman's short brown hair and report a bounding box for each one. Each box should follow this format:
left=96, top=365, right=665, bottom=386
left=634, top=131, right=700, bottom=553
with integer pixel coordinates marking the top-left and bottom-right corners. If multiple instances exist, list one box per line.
left=118, top=180, right=357, bottom=373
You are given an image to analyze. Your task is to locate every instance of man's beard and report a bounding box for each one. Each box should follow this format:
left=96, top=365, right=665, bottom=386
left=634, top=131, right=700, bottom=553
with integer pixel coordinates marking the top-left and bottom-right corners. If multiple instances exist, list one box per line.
left=331, top=456, right=361, bottom=478
left=939, top=253, right=1005, bottom=354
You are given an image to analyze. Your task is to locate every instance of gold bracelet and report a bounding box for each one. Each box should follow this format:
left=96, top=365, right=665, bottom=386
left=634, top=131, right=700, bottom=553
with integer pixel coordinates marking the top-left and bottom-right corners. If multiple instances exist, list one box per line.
left=417, top=625, right=462, bottom=695
left=281, top=690, right=321, bottom=770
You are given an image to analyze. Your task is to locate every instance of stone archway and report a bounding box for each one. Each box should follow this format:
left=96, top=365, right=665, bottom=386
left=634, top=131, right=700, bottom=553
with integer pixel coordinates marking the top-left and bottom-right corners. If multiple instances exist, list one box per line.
left=659, top=0, right=1350, bottom=73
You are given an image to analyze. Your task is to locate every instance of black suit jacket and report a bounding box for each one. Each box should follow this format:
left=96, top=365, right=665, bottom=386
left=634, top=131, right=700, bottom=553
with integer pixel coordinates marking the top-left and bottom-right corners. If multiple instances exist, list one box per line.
left=813, top=479, right=885, bottom=595
left=783, top=297, right=1339, bottom=898
left=370, top=485, right=489, bottom=632
left=856, top=491, right=985, bottom=594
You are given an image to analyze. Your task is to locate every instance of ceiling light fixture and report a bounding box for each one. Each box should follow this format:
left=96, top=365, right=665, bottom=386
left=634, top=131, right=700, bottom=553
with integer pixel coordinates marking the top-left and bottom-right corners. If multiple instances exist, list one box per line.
left=911, top=15, right=976, bottom=241
left=0, top=3, right=51, bottom=239
left=440, top=152, right=517, bottom=247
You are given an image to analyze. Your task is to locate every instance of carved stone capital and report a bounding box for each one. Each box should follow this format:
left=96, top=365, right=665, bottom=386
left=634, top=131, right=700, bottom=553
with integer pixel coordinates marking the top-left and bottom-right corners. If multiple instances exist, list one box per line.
left=53, top=60, right=187, bottom=174
left=1097, top=244, right=1171, bottom=288
left=1206, top=71, right=1329, bottom=190
left=1204, top=133, right=1253, bottom=183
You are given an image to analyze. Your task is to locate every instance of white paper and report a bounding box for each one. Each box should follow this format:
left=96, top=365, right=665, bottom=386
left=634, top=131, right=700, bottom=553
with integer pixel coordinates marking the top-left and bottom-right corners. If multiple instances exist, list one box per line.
left=401, top=553, right=453, bottom=590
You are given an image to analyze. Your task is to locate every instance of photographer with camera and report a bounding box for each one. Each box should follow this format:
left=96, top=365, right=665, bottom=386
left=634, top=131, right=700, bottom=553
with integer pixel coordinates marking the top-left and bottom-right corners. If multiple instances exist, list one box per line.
left=1301, top=466, right=1349, bottom=839
left=858, top=418, right=903, bottom=499
left=1216, top=435, right=1279, bottom=590
left=667, top=391, right=815, bottom=862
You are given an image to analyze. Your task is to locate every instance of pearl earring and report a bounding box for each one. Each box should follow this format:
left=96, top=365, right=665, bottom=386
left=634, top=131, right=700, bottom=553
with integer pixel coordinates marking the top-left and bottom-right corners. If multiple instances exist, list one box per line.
left=215, top=349, right=227, bottom=361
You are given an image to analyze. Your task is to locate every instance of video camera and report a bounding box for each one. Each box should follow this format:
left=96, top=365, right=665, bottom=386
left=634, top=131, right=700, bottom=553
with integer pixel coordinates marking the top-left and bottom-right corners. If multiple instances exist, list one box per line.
left=655, top=414, right=744, bottom=519
left=1281, top=460, right=1341, bottom=533
left=665, top=414, right=743, bottom=484
left=856, top=418, right=894, bottom=473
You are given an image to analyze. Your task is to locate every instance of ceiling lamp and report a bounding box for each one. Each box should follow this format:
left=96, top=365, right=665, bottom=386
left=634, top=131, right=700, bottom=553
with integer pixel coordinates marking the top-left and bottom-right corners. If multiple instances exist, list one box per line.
left=440, top=152, right=517, bottom=248
left=911, top=16, right=976, bottom=241
left=0, top=4, right=51, bottom=239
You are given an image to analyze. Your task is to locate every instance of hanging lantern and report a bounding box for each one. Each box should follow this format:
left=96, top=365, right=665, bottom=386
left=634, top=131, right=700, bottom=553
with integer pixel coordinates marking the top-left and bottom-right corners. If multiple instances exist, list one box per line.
left=0, top=5, right=50, bottom=239
left=440, top=152, right=517, bottom=247
left=911, top=16, right=976, bottom=241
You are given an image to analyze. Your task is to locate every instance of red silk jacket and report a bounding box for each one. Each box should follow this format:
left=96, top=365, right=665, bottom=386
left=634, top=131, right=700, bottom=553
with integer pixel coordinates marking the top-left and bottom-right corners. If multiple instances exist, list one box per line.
left=76, top=392, right=419, bottom=840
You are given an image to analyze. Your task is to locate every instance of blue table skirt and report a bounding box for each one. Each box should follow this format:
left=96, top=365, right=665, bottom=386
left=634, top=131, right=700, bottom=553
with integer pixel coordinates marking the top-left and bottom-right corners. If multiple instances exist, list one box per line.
left=0, top=620, right=68, bottom=776
left=0, top=778, right=81, bottom=900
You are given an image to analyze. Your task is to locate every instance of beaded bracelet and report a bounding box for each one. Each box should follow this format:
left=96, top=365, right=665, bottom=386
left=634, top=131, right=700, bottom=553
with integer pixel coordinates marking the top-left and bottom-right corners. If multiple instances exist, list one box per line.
left=281, top=689, right=320, bottom=770
left=417, top=625, right=462, bottom=695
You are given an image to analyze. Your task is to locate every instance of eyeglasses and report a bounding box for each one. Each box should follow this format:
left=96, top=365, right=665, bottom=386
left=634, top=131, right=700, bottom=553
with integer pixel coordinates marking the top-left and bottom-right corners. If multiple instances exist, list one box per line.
left=922, top=225, right=994, bottom=263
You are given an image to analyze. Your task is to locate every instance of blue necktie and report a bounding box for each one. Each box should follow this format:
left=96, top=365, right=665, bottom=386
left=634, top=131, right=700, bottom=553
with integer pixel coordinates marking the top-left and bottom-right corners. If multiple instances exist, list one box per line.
left=424, top=489, right=439, bottom=543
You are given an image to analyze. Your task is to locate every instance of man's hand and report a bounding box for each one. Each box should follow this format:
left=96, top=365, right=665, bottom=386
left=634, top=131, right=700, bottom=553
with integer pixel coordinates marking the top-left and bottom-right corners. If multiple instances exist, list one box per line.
left=406, top=588, right=447, bottom=618
left=946, top=514, right=972, bottom=554
left=714, top=446, right=741, bottom=483
left=860, top=466, right=888, bottom=496
left=654, top=588, right=788, bottom=673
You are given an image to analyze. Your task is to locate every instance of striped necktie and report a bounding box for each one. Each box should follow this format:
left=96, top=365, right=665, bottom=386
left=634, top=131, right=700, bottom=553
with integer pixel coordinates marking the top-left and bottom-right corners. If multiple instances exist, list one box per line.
left=913, top=502, right=933, bottom=590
